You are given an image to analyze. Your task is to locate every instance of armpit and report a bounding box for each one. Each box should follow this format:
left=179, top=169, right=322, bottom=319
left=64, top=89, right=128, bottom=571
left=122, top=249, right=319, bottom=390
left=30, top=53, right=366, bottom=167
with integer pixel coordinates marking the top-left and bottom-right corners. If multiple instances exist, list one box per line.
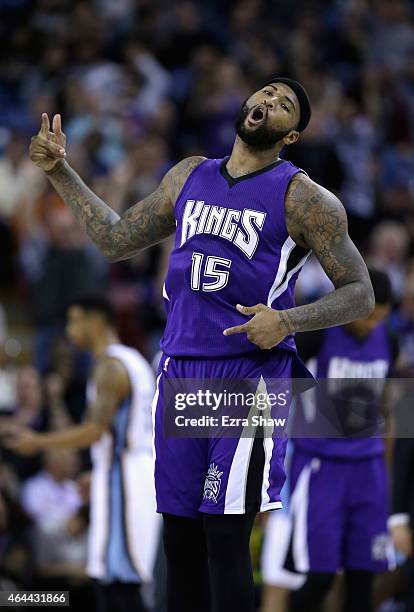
left=167, top=156, right=206, bottom=205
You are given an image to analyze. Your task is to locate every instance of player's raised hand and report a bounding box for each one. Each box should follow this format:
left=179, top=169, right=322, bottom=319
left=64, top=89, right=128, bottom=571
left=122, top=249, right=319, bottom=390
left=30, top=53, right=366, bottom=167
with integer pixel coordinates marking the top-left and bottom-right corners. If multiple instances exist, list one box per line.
left=29, top=113, right=66, bottom=173
left=223, top=303, right=291, bottom=349
left=52, top=113, right=66, bottom=149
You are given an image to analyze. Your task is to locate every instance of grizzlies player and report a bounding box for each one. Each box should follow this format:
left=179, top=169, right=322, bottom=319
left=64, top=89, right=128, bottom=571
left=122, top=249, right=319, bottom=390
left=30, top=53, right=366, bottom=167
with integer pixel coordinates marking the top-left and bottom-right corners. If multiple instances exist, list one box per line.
left=28, top=77, right=374, bottom=612
left=262, top=269, right=396, bottom=612
left=5, top=296, right=160, bottom=612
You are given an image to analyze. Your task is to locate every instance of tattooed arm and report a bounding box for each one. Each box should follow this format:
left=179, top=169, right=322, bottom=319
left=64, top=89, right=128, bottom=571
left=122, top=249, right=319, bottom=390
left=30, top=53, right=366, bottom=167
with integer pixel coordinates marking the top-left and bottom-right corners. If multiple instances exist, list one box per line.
left=45, top=156, right=204, bottom=261
left=224, top=174, right=374, bottom=350
left=282, top=173, right=375, bottom=332
left=29, top=113, right=204, bottom=262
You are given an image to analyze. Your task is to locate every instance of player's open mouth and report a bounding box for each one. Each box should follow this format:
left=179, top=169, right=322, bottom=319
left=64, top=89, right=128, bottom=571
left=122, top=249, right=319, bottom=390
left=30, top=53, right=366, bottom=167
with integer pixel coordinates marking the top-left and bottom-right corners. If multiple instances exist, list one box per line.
left=247, top=105, right=267, bottom=125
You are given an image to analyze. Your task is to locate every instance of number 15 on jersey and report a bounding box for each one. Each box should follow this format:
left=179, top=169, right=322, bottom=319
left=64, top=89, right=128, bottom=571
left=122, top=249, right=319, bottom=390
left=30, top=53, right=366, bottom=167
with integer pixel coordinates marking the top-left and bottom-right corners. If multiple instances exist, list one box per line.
left=191, top=252, right=232, bottom=292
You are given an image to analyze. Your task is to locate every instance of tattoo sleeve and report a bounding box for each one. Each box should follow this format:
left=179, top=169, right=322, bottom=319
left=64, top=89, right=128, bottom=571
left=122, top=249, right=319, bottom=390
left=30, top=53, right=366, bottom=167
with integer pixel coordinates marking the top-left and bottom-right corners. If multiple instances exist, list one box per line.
left=283, top=173, right=375, bottom=333
left=45, top=156, right=204, bottom=261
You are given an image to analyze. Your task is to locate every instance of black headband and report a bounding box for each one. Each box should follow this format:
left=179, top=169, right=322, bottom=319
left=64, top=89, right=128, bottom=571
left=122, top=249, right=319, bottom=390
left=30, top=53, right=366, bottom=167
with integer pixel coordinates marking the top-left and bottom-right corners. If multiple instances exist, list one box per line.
left=260, top=77, right=312, bottom=132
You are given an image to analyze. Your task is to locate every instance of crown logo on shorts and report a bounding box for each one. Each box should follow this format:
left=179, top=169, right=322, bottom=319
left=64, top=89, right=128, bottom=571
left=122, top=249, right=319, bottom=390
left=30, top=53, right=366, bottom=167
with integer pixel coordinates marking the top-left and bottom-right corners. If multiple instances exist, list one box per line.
left=203, top=463, right=223, bottom=504
left=208, top=463, right=223, bottom=480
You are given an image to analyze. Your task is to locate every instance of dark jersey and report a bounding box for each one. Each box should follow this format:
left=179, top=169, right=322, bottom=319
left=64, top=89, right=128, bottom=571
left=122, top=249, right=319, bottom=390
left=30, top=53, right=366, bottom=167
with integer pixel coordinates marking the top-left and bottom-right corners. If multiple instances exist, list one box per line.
left=160, top=157, right=311, bottom=358
left=292, top=324, right=398, bottom=459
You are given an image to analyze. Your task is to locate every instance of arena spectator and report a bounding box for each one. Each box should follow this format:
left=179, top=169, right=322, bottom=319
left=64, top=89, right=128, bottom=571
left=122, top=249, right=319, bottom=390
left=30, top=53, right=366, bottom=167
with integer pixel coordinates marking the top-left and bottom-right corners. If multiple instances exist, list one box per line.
left=0, top=307, right=17, bottom=412
left=367, top=221, right=410, bottom=301
left=390, top=274, right=414, bottom=375
left=21, top=449, right=91, bottom=606
left=1, top=365, right=72, bottom=481
left=20, top=207, right=108, bottom=372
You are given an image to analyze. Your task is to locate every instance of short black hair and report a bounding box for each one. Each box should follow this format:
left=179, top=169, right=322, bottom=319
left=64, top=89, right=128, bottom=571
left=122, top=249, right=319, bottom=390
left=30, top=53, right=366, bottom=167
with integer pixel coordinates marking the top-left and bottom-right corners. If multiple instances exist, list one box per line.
left=68, top=294, right=115, bottom=325
left=368, top=268, right=392, bottom=306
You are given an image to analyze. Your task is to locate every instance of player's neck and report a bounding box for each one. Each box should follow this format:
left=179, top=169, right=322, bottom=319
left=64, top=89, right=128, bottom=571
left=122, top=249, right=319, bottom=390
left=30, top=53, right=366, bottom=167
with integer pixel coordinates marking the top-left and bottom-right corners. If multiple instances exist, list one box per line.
left=226, top=137, right=282, bottom=178
left=91, top=330, right=120, bottom=356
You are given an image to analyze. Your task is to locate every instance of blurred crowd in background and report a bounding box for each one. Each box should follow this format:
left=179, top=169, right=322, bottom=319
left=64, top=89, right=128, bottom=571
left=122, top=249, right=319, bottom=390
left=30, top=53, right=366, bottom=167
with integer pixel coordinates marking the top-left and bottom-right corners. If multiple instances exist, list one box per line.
left=0, top=0, right=414, bottom=608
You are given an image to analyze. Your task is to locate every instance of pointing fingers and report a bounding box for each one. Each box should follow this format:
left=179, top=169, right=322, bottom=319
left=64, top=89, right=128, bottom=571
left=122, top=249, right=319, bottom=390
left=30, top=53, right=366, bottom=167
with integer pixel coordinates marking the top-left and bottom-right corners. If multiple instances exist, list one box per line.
left=52, top=113, right=61, bottom=135
left=39, top=113, right=50, bottom=136
left=52, top=114, right=66, bottom=147
left=223, top=322, right=250, bottom=336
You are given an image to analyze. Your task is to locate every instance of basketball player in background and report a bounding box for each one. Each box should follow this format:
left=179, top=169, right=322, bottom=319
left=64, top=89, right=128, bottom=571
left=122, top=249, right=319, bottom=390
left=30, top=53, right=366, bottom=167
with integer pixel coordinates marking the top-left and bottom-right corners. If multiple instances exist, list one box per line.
left=4, top=296, right=160, bottom=612
left=28, top=77, right=374, bottom=612
left=261, top=269, right=397, bottom=612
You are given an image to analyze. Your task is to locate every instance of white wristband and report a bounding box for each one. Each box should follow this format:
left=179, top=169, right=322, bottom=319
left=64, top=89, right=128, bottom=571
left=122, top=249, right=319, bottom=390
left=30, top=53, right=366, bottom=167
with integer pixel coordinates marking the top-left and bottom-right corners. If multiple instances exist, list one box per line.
left=388, top=513, right=410, bottom=529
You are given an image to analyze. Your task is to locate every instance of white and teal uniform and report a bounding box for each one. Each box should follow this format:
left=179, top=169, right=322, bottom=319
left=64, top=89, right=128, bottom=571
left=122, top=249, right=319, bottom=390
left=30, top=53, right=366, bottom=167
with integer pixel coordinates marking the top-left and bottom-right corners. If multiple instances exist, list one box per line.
left=87, top=344, right=160, bottom=584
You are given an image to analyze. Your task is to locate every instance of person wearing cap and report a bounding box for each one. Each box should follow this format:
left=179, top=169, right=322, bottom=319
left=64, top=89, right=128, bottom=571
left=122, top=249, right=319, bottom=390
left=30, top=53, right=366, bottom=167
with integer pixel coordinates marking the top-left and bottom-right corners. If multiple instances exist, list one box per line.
left=28, top=78, right=374, bottom=612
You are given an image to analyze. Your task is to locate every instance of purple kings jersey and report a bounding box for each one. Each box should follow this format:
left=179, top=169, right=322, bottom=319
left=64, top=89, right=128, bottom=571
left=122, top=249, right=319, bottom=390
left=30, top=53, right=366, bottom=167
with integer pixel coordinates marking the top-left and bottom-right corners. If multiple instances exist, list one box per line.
left=160, top=157, right=311, bottom=358
left=294, top=324, right=395, bottom=459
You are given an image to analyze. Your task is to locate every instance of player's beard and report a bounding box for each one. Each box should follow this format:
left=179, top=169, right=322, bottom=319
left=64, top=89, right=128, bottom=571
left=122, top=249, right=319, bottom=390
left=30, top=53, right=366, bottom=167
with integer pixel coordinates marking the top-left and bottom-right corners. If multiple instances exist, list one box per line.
left=235, top=102, right=291, bottom=150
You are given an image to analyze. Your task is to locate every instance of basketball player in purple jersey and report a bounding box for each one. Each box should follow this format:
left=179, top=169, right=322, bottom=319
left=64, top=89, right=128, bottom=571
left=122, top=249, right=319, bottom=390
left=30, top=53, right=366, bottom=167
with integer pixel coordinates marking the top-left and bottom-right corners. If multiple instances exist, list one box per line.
left=263, top=269, right=397, bottom=612
left=29, top=77, right=374, bottom=612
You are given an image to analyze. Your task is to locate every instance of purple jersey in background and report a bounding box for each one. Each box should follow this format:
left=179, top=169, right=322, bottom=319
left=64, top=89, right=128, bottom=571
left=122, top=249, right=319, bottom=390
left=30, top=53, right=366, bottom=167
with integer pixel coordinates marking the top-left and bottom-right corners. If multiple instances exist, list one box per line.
left=293, top=324, right=397, bottom=459
left=160, top=157, right=311, bottom=358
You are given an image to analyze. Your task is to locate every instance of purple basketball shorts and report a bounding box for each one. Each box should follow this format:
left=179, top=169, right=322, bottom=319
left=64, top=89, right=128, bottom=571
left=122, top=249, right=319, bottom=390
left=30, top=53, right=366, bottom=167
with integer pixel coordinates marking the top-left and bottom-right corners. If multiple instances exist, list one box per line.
left=152, top=350, right=297, bottom=518
left=285, top=447, right=393, bottom=574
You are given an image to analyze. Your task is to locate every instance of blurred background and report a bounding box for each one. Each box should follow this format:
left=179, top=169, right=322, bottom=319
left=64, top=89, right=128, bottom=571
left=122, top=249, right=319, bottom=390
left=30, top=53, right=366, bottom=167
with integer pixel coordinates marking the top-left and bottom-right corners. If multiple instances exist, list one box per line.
left=0, top=0, right=414, bottom=609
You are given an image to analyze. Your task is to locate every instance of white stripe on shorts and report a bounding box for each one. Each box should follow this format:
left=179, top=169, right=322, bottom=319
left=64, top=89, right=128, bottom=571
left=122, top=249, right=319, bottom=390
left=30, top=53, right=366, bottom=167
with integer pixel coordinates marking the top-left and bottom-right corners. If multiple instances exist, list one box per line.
left=290, top=461, right=313, bottom=573
left=151, top=374, right=162, bottom=468
left=224, top=436, right=256, bottom=514
left=224, top=377, right=267, bottom=513
left=261, top=511, right=306, bottom=589
left=259, top=376, right=279, bottom=512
